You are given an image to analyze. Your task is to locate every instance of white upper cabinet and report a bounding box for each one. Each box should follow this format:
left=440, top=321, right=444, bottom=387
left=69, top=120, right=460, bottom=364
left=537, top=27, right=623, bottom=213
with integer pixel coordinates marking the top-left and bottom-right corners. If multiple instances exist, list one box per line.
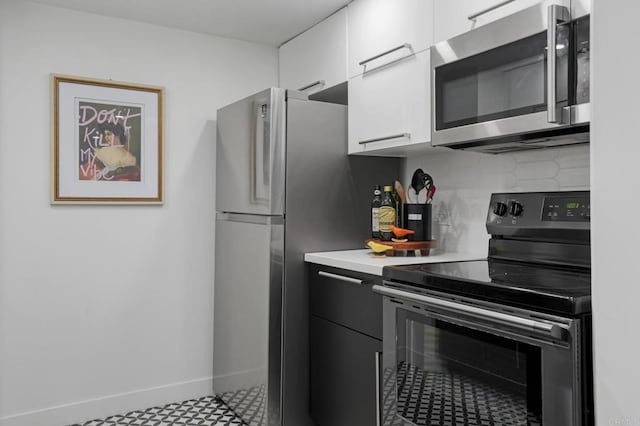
left=572, top=0, right=590, bottom=18
left=347, top=0, right=434, bottom=156
left=348, top=49, right=431, bottom=156
left=279, top=8, right=348, bottom=95
left=434, top=0, right=550, bottom=45
left=348, top=0, right=432, bottom=78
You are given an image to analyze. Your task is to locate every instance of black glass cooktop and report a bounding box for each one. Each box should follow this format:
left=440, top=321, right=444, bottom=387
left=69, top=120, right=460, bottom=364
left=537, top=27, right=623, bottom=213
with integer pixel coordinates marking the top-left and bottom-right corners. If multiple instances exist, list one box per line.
left=383, top=260, right=591, bottom=316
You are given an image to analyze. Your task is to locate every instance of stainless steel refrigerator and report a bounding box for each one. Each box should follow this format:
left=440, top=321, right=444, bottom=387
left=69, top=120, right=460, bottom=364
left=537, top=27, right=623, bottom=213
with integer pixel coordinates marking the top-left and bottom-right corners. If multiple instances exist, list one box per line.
left=213, top=88, right=399, bottom=426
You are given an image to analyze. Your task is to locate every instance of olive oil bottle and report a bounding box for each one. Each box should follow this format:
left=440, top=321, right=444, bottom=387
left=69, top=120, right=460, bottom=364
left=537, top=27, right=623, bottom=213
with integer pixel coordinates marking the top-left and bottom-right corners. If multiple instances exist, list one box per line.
left=379, top=185, right=396, bottom=241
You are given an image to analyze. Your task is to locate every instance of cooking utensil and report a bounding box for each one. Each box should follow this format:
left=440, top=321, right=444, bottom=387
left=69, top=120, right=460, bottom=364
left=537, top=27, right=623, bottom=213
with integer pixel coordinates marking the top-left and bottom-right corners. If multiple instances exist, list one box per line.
left=420, top=172, right=433, bottom=194
left=427, top=185, right=437, bottom=204
left=408, top=168, right=425, bottom=203
left=406, top=186, right=417, bottom=203
left=410, top=168, right=426, bottom=195
left=409, top=168, right=436, bottom=203
left=394, top=180, right=407, bottom=204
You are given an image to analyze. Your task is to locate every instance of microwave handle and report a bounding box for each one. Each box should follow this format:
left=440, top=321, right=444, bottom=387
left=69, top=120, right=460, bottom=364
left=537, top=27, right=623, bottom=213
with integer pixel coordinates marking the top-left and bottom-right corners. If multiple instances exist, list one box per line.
left=547, top=4, right=571, bottom=123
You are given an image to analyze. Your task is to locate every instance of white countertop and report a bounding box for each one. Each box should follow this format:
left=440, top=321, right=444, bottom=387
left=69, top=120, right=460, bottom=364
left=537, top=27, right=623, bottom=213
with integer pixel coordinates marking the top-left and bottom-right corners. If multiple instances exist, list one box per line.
left=305, top=249, right=486, bottom=276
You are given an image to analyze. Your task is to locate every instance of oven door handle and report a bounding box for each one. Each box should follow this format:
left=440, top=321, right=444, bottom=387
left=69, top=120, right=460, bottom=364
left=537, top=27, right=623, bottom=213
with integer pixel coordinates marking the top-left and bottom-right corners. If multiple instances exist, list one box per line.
left=374, top=351, right=382, bottom=426
left=373, top=285, right=564, bottom=339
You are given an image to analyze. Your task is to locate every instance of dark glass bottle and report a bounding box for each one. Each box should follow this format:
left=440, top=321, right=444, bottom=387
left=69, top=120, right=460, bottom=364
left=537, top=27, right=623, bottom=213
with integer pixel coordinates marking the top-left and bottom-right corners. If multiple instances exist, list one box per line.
left=371, top=185, right=382, bottom=239
left=379, top=185, right=396, bottom=241
left=392, top=186, right=403, bottom=228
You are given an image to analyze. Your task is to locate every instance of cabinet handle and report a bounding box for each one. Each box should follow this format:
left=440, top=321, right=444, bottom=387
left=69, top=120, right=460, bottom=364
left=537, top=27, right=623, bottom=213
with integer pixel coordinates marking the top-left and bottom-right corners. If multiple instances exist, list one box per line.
left=317, top=270, right=363, bottom=285
left=359, top=133, right=411, bottom=145
left=359, top=43, right=413, bottom=67
left=468, top=0, right=516, bottom=21
left=297, top=80, right=325, bottom=92
left=375, top=351, right=382, bottom=426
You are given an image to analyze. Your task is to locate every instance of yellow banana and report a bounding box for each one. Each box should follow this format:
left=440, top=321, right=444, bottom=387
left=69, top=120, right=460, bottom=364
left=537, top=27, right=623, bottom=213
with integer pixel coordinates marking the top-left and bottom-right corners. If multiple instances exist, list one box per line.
left=367, top=240, right=393, bottom=253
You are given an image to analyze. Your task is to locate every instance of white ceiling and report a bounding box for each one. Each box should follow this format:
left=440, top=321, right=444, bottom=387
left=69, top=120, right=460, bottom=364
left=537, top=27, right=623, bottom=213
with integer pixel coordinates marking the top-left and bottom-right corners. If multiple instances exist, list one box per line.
left=28, top=0, right=352, bottom=46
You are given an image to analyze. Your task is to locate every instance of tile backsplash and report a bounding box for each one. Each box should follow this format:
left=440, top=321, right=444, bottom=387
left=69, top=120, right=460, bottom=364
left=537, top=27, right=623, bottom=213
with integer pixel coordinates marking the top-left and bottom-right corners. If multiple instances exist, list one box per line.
left=403, top=144, right=590, bottom=255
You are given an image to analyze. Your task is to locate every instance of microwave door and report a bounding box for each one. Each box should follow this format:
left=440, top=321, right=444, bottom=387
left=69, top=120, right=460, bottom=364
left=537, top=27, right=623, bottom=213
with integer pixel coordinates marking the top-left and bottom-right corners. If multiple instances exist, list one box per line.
left=570, top=15, right=591, bottom=126
left=431, top=3, right=572, bottom=147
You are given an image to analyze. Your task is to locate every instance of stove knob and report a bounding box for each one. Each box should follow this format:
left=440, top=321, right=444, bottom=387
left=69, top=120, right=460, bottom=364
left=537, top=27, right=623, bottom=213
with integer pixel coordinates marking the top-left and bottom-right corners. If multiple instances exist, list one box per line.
left=509, top=201, right=523, bottom=216
left=493, top=202, right=507, bottom=216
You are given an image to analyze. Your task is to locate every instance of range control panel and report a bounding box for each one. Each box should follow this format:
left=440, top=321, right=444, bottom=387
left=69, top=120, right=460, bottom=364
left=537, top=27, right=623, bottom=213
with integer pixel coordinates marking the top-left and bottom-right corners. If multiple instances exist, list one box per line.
left=541, top=195, right=590, bottom=222
left=486, top=191, right=590, bottom=238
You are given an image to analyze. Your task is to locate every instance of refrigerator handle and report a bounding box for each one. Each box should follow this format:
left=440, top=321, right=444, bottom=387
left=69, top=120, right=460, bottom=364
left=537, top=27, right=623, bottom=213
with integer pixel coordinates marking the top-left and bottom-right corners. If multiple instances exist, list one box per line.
left=261, top=104, right=271, bottom=188
left=251, top=103, right=271, bottom=205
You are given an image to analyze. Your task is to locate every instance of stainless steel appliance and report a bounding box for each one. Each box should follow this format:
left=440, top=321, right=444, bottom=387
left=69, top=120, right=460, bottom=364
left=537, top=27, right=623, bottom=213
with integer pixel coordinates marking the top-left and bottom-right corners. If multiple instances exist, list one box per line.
left=376, top=191, right=593, bottom=425
left=431, top=1, right=590, bottom=153
left=213, top=88, right=399, bottom=426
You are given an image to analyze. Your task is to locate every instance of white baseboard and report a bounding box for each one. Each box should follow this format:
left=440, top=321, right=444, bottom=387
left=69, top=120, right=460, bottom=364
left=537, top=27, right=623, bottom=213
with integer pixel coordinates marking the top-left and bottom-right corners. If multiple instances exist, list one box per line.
left=0, top=376, right=213, bottom=426
left=212, top=368, right=265, bottom=394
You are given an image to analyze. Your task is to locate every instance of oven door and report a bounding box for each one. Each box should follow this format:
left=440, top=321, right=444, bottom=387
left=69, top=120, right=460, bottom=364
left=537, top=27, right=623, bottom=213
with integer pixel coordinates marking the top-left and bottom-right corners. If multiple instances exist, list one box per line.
left=374, top=284, right=584, bottom=426
left=431, top=2, right=575, bottom=148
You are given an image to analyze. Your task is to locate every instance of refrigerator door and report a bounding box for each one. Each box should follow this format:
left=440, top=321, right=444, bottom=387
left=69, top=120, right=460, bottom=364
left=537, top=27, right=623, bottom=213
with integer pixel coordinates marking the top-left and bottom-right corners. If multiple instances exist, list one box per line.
left=213, top=213, right=284, bottom=426
left=216, top=88, right=286, bottom=216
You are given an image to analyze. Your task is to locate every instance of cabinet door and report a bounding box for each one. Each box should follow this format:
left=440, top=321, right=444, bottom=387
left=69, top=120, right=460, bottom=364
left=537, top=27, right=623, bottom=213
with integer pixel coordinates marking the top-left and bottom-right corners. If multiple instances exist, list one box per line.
left=279, top=8, right=347, bottom=95
left=309, top=316, right=382, bottom=426
left=433, top=0, right=547, bottom=45
left=348, top=0, right=432, bottom=78
left=348, top=50, right=430, bottom=155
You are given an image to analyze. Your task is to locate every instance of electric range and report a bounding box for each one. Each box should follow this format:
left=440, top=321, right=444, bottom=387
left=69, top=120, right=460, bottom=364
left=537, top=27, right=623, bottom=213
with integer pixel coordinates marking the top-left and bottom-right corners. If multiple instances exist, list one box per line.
left=376, top=191, right=593, bottom=426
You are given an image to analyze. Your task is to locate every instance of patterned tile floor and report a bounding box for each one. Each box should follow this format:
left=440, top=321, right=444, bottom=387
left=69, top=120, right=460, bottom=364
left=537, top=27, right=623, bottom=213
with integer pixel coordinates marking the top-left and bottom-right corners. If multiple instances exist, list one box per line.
left=68, top=395, right=245, bottom=426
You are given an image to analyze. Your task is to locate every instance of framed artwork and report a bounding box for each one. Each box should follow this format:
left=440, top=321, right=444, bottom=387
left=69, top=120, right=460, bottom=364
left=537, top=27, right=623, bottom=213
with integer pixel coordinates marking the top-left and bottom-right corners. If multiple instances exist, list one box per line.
left=51, top=74, right=164, bottom=204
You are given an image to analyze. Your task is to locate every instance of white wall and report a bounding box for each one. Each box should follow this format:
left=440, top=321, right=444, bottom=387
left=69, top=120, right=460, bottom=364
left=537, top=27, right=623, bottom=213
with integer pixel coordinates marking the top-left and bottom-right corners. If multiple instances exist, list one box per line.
left=403, top=145, right=590, bottom=255
left=0, top=2, right=278, bottom=425
left=591, top=1, right=640, bottom=425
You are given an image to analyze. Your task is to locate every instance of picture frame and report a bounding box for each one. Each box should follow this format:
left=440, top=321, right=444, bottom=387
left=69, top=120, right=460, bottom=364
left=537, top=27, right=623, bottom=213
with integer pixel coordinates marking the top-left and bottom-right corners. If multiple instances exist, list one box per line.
left=51, top=74, right=164, bottom=204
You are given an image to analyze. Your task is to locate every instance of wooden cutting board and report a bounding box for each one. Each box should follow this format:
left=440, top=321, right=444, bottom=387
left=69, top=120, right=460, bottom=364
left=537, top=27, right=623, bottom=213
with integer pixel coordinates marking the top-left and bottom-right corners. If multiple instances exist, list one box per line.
left=366, top=239, right=437, bottom=257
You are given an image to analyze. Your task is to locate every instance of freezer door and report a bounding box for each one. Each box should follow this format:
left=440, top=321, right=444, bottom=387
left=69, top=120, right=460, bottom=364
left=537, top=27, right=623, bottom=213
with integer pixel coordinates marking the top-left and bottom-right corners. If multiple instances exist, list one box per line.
left=213, top=213, right=284, bottom=426
left=216, top=88, right=286, bottom=215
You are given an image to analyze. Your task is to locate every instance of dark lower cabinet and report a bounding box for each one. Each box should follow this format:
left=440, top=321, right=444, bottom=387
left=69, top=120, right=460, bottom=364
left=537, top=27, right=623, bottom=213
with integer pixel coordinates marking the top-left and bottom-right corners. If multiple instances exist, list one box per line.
left=310, top=317, right=381, bottom=426
left=308, top=264, right=382, bottom=426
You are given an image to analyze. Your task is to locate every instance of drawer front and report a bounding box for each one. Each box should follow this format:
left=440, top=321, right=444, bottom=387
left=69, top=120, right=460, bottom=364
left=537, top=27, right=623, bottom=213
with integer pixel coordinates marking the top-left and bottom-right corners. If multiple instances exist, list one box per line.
left=309, top=265, right=382, bottom=339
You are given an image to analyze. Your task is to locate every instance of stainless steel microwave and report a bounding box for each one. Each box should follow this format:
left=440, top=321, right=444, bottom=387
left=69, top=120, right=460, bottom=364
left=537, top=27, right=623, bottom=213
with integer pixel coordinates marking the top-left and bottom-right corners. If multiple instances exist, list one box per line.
left=431, top=2, right=590, bottom=153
